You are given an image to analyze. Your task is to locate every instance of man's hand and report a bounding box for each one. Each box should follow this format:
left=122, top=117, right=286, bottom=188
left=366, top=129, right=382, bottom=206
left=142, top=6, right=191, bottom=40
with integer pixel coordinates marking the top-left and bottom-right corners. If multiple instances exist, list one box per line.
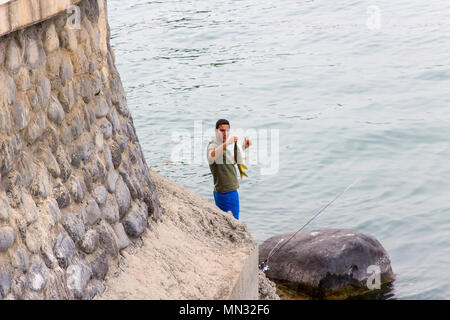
left=226, top=136, right=238, bottom=146
left=243, top=137, right=252, bottom=149
left=210, top=136, right=238, bottom=159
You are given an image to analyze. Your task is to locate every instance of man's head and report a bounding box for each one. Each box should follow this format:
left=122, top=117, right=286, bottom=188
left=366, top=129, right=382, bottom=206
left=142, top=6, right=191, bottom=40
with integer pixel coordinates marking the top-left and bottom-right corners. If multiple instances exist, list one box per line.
left=215, top=119, right=230, bottom=142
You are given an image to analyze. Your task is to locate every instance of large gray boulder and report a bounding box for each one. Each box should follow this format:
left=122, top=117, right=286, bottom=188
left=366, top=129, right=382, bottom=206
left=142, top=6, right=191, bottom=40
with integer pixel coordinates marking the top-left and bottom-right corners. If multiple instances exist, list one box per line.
left=259, top=229, right=395, bottom=299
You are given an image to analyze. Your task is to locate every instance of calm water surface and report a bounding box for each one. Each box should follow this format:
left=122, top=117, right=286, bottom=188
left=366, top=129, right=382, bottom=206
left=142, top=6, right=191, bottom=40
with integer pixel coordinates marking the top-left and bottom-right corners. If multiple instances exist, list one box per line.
left=108, top=0, right=450, bottom=299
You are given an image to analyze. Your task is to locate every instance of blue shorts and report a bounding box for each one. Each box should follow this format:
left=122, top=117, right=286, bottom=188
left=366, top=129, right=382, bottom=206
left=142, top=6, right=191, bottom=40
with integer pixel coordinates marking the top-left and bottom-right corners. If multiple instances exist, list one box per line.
left=213, top=190, right=240, bottom=220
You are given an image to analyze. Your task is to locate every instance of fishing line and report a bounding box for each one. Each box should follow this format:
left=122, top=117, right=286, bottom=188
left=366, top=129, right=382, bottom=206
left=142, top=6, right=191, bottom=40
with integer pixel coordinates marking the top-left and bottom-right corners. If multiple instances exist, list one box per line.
left=259, top=178, right=359, bottom=272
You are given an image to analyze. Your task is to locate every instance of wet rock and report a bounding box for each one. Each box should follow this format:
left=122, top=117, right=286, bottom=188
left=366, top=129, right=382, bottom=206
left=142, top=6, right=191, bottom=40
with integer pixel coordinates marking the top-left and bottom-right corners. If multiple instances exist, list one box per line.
left=83, top=199, right=101, bottom=226
left=80, top=229, right=99, bottom=254
left=97, top=220, right=119, bottom=257
left=259, top=229, right=395, bottom=299
left=47, top=96, right=65, bottom=124
left=93, top=186, right=107, bottom=206
left=54, top=232, right=76, bottom=268
left=28, top=256, right=49, bottom=292
left=62, top=212, right=85, bottom=243
left=115, top=177, right=131, bottom=218
left=113, top=223, right=130, bottom=250
left=53, top=183, right=71, bottom=208
left=123, top=207, right=147, bottom=238
left=0, top=227, right=15, bottom=252
left=89, top=251, right=108, bottom=280
left=100, top=194, right=119, bottom=224
left=0, top=262, right=13, bottom=299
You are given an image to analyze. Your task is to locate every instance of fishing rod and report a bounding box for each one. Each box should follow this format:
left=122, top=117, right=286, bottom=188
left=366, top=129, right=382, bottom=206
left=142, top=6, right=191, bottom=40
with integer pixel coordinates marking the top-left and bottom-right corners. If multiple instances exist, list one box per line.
left=258, top=178, right=359, bottom=272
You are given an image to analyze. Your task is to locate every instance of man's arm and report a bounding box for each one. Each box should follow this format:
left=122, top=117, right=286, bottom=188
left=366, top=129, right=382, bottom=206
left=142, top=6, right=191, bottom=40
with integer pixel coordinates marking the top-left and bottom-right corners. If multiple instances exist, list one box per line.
left=208, top=141, right=226, bottom=162
left=208, top=136, right=237, bottom=163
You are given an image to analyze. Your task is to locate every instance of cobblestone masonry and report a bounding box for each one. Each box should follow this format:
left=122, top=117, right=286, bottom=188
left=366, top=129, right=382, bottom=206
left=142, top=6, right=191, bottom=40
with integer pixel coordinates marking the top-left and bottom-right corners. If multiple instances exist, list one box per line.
left=0, top=0, right=164, bottom=299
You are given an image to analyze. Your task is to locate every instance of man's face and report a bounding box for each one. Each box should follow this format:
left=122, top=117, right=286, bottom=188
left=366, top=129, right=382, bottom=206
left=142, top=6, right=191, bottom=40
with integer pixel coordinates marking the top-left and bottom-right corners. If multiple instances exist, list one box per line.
left=217, top=124, right=230, bottom=142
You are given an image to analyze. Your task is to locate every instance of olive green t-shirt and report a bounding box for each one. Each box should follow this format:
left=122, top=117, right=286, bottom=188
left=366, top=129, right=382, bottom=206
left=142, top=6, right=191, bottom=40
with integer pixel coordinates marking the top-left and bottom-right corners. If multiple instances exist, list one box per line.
left=207, top=140, right=239, bottom=193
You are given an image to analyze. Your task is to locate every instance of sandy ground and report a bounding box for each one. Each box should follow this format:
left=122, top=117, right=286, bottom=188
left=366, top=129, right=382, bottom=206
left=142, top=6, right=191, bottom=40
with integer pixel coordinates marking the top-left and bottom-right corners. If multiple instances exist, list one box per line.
left=98, top=169, right=261, bottom=299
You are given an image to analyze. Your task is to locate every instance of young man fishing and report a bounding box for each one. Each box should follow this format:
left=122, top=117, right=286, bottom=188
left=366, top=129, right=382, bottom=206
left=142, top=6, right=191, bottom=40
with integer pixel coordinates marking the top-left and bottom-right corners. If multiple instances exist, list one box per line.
left=207, top=119, right=251, bottom=220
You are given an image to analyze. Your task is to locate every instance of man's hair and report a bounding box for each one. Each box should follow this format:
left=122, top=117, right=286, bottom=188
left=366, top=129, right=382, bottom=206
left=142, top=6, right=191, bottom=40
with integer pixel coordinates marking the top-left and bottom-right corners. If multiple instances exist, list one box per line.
left=216, top=119, right=230, bottom=129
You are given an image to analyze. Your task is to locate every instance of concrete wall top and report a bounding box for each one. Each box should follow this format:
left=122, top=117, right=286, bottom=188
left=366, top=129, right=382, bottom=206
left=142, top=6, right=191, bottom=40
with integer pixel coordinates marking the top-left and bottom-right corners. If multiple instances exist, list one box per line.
left=0, top=0, right=82, bottom=37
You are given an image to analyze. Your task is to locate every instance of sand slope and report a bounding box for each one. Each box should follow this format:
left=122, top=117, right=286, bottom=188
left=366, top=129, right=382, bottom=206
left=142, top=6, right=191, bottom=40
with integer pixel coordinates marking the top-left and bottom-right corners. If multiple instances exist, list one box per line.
left=98, top=170, right=257, bottom=299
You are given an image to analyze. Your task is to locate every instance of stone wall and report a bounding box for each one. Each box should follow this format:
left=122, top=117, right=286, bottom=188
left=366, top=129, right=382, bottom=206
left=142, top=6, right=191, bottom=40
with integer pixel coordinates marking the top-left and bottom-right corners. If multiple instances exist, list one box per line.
left=0, top=0, right=164, bottom=299
left=0, top=0, right=82, bottom=38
